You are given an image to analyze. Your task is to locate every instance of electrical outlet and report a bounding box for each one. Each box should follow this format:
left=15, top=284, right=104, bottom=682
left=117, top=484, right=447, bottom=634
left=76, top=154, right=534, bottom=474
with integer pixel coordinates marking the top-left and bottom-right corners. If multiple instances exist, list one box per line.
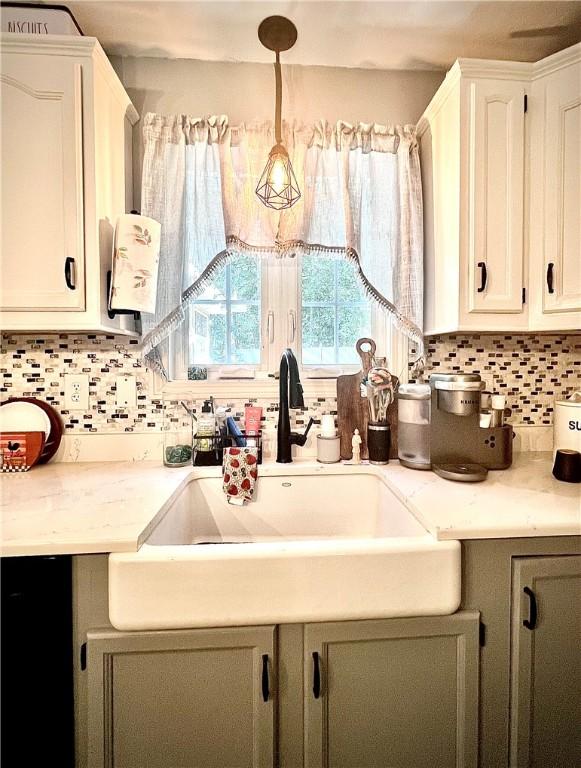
left=64, top=374, right=89, bottom=410
left=116, top=375, right=137, bottom=407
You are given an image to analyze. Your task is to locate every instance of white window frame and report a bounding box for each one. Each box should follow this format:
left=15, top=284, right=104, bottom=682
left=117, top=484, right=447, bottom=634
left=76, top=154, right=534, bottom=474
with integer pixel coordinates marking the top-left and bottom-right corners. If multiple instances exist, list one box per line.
left=159, top=255, right=409, bottom=399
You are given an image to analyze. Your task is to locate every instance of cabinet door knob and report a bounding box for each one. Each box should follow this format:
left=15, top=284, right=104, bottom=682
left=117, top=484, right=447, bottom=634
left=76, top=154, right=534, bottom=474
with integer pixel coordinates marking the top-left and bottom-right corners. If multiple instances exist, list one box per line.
left=64, top=257, right=76, bottom=290
left=546, top=262, right=555, bottom=294
left=261, top=654, right=269, bottom=702
left=523, top=586, right=538, bottom=630
left=477, top=262, right=487, bottom=293
left=312, top=651, right=321, bottom=699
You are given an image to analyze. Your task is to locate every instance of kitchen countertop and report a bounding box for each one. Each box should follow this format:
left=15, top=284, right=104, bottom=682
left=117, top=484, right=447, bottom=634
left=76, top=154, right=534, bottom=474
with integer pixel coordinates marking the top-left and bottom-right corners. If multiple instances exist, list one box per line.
left=0, top=452, right=579, bottom=557
left=0, top=462, right=191, bottom=557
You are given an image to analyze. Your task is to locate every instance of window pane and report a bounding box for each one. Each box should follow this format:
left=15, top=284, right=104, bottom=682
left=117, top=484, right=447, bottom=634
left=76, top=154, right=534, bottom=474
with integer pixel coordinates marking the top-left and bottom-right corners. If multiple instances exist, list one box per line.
left=231, top=303, right=260, bottom=364
left=301, top=254, right=373, bottom=366
left=198, top=263, right=226, bottom=299
left=301, top=257, right=334, bottom=302
left=337, top=259, right=367, bottom=303
left=187, top=303, right=226, bottom=364
left=230, top=255, right=261, bottom=301
left=302, top=306, right=335, bottom=364
left=338, top=305, right=372, bottom=364
left=186, top=259, right=261, bottom=366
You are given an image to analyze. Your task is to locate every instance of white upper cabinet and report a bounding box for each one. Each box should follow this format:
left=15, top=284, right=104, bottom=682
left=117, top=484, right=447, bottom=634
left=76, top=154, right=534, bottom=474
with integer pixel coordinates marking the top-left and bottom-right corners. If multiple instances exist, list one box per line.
left=0, top=35, right=138, bottom=334
left=419, top=43, right=581, bottom=335
left=464, top=77, right=525, bottom=314
left=528, top=47, right=581, bottom=330
left=1, top=53, right=85, bottom=311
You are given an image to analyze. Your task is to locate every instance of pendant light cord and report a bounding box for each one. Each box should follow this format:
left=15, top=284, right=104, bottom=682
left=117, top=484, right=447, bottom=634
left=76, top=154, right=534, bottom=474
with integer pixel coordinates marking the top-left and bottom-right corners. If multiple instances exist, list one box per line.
left=274, top=51, right=282, bottom=145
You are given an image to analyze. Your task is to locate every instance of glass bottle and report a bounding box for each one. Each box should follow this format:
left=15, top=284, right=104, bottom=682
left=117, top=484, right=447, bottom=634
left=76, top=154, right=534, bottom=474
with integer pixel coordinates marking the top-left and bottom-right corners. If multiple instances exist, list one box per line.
left=162, top=400, right=193, bottom=467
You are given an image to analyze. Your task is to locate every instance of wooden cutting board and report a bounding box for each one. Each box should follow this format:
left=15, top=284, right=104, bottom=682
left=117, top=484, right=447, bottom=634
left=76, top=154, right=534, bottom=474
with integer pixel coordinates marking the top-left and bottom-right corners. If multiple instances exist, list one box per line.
left=337, top=338, right=399, bottom=460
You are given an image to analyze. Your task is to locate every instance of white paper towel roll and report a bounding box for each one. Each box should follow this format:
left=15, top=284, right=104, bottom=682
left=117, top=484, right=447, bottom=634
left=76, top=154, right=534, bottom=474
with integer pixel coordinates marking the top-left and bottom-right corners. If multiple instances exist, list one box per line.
left=109, top=214, right=161, bottom=313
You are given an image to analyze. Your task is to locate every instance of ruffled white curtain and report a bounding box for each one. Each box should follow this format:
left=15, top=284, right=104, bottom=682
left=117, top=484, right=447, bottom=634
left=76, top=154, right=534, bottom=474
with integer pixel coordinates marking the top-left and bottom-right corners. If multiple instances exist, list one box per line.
left=140, top=114, right=423, bottom=375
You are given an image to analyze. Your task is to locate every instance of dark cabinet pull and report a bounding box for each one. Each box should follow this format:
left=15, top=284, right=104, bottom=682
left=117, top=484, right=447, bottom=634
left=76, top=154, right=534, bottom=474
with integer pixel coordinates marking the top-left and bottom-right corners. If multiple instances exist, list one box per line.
left=312, top=651, right=321, bottom=699
left=477, top=261, right=487, bottom=292
left=64, top=257, right=76, bottom=290
left=546, top=262, right=555, bottom=294
left=261, top=654, right=269, bottom=702
left=523, top=586, right=538, bottom=630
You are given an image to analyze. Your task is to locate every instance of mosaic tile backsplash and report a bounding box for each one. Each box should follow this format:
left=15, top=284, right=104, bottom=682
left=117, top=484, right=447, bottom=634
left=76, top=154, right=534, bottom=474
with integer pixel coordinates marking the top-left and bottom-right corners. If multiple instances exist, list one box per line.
left=1, top=332, right=580, bottom=433
left=0, top=334, right=335, bottom=435
left=416, top=333, right=581, bottom=425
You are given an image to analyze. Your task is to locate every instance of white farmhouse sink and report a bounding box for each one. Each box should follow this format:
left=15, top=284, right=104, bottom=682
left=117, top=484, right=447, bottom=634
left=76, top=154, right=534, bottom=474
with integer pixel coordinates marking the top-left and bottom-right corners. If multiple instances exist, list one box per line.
left=109, top=464, right=460, bottom=630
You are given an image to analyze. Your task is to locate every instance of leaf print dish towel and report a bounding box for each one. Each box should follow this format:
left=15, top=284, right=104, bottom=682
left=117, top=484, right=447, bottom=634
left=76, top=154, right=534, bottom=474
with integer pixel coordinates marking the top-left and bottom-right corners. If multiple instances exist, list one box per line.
left=222, top=447, right=259, bottom=505
left=109, top=214, right=161, bottom=314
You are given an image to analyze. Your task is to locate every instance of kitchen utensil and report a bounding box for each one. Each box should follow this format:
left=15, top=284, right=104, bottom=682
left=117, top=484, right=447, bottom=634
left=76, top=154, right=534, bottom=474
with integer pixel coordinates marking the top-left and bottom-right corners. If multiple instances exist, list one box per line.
left=552, top=449, right=581, bottom=483
left=337, top=338, right=399, bottom=461
left=0, top=398, right=63, bottom=464
left=338, top=370, right=370, bottom=460
left=0, top=431, right=45, bottom=472
left=367, top=365, right=394, bottom=423
left=356, top=338, right=376, bottom=377
left=0, top=400, right=50, bottom=434
left=337, top=338, right=376, bottom=460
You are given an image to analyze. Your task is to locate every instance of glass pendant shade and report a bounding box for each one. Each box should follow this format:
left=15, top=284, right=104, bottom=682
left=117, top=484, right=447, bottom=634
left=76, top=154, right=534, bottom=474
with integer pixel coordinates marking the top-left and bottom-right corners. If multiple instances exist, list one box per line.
left=256, top=143, right=301, bottom=210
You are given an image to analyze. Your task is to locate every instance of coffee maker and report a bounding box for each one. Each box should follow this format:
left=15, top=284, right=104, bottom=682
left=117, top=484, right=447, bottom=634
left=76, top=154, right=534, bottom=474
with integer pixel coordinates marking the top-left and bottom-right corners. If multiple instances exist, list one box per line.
left=429, top=373, right=513, bottom=481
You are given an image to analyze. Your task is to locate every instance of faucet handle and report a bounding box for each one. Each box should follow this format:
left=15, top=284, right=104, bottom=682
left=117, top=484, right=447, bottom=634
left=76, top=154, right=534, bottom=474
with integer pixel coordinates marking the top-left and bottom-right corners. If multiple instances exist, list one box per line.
left=293, top=417, right=314, bottom=447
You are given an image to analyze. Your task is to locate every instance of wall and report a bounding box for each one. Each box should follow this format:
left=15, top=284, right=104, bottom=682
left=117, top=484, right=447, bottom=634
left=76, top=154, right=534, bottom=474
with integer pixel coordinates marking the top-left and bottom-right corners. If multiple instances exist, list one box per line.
left=110, top=55, right=444, bottom=205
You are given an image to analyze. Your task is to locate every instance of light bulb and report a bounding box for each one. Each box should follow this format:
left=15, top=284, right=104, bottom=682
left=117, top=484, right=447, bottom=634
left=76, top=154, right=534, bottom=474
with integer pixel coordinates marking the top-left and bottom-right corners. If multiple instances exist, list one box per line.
left=270, top=156, right=287, bottom=194
left=256, top=144, right=301, bottom=210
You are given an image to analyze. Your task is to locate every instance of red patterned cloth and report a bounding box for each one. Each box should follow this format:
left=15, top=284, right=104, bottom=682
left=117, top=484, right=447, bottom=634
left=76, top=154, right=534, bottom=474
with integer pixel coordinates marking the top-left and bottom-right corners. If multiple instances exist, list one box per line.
left=222, top=446, right=259, bottom=503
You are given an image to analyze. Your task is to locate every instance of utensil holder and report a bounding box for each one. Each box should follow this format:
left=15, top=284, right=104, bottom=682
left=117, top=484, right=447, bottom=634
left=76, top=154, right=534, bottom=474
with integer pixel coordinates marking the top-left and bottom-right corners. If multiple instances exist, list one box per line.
left=367, top=422, right=391, bottom=465
left=193, top=431, right=263, bottom=467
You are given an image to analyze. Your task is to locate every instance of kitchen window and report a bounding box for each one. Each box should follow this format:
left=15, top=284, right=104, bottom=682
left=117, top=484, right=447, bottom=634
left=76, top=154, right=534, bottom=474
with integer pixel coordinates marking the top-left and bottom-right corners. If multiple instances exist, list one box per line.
left=167, top=252, right=402, bottom=387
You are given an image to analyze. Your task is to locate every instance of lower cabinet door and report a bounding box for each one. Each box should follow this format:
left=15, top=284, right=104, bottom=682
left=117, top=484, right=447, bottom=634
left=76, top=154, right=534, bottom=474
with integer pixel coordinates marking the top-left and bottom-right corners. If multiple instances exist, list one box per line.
left=510, top=555, right=581, bottom=768
left=304, top=612, right=480, bottom=768
left=87, top=625, right=275, bottom=768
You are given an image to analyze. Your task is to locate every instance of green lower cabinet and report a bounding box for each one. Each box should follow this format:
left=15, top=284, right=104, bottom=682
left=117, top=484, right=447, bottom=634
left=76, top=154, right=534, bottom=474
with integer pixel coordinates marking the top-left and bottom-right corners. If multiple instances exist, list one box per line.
left=86, top=613, right=480, bottom=768
left=304, top=612, right=480, bottom=768
left=87, top=625, right=276, bottom=768
left=510, top=555, right=581, bottom=768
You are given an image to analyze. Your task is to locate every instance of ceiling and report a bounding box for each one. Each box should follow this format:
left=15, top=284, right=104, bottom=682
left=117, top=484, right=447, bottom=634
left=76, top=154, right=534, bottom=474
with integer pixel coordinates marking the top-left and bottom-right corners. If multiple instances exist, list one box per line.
left=26, top=1, right=581, bottom=70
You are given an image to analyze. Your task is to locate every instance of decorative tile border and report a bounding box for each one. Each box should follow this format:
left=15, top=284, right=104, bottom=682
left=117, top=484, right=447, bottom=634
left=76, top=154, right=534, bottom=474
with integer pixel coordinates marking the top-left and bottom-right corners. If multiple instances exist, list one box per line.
left=2, top=332, right=579, bottom=434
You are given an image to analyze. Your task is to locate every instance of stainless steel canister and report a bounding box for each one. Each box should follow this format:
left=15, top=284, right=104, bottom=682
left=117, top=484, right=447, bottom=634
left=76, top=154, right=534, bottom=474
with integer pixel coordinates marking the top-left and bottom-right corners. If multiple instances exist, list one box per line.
left=397, top=383, right=431, bottom=470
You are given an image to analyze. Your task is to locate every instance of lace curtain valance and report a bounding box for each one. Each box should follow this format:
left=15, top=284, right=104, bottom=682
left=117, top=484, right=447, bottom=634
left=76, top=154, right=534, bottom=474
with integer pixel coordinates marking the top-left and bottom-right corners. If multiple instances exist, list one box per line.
left=140, top=114, right=424, bottom=375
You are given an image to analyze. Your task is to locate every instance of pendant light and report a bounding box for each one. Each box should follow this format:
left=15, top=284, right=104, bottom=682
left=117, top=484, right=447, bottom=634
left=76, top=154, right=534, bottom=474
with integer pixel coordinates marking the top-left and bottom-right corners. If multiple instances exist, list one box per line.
left=255, top=16, right=301, bottom=210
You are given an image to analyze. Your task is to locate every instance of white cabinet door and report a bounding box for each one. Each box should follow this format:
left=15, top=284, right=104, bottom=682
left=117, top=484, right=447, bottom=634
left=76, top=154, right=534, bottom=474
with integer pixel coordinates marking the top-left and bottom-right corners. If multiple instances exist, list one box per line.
left=464, top=78, right=526, bottom=314
left=0, top=53, right=85, bottom=311
left=541, top=61, right=581, bottom=315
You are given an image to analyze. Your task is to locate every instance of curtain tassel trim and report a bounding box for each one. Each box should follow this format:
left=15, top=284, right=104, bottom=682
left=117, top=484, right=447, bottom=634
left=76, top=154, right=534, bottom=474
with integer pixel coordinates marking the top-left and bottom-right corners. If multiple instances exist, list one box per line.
left=141, top=236, right=425, bottom=378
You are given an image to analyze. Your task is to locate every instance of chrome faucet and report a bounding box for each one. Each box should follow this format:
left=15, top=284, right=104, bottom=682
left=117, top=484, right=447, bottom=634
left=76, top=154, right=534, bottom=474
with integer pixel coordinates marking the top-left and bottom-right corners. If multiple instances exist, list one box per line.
left=277, top=349, right=314, bottom=463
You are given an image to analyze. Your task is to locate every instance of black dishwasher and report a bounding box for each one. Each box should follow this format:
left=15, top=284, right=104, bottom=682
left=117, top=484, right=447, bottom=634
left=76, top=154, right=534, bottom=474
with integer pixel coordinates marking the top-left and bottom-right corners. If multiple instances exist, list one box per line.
left=1, top=555, right=74, bottom=767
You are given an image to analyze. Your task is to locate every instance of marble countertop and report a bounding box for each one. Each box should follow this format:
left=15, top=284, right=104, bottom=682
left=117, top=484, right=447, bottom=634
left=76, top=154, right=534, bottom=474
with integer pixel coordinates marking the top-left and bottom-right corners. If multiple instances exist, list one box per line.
left=0, top=462, right=191, bottom=557
left=383, top=452, right=580, bottom=541
left=1, top=453, right=579, bottom=557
